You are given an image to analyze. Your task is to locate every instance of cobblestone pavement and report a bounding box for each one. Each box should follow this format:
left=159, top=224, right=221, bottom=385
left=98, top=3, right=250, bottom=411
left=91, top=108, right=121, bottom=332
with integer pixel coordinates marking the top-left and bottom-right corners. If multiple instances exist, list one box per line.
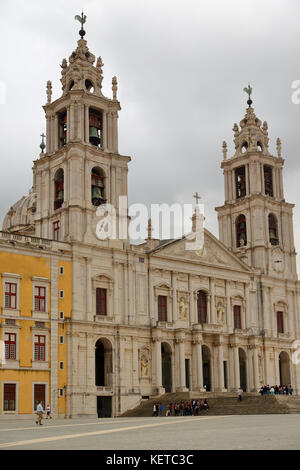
left=0, top=414, right=299, bottom=450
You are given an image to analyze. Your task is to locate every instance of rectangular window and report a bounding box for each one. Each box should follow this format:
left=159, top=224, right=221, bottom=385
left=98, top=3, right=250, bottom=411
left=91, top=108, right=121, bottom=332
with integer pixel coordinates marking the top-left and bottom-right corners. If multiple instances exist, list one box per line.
left=234, top=305, right=242, bottom=330
left=59, top=266, right=64, bottom=275
left=158, top=295, right=167, bottom=322
left=277, top=311, right=284, bottom=334
left=197, top=291, right=207, bottom=324
left=53, top=221, right=60, bottom=241
left=96, top=288, right=107, bottom=316
left=4, top=333, right=16, bottom=360
left=34, top=335, right=46, bottom=361
left=60, top=361, right=64, bottom=370
left=3, top=384, right=16, bottom=411
left=60, top=336, right=64, bottom=344
left=4, top=282, right=17, bottom=309
left=60, top=311, right=64, bottom=319
left=34, top=384, right=45, bottom=411
left=34, top=286, right=46, bottom=312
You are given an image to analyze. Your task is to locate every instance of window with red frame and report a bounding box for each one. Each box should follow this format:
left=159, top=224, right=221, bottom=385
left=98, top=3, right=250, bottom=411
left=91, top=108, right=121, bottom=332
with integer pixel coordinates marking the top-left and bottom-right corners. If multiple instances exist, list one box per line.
left=34, top=287, right=46, bottom=312
left=34, top=335, right=46, bottom=361
left=158, top=295, right=167, bottom=322
left=197, top=291, right=207, bottom=324
left=96, top=288, right=107, bottom=316
left=233, top=305, right=242, bottom=329
left=3, top=384, right=16, bottom=411
left=4, top=282, right=17, bottom=309
left=4, top=333, right=16, bottom=360
left=53, top=221, right=60, bottom=241
left=277, top=311, right=284, bottom=334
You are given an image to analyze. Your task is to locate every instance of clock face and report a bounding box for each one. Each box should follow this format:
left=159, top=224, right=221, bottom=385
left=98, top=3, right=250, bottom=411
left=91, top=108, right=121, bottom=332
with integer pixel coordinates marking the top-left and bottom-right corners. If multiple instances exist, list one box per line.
left=272, top=250, right=284, bottom=272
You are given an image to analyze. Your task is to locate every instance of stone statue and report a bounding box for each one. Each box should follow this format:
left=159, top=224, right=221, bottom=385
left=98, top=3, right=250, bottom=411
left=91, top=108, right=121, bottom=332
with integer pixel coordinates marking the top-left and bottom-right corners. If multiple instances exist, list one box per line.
left=179, top=297, right=187, bottom=320
left=217, top=302, right=225, bottom=323
left=141, top=356, right=149, bottom=377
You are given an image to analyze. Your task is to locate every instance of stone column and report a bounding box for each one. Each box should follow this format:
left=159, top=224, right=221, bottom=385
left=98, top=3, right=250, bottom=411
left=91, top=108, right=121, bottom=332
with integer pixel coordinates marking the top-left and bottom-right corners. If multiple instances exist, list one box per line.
left=112, top=111, right=118, bottom=153
left=54, top=114, right=58, bottom=151
left=232, top=344, right=240, bottom=390
left=153, top=338, right=164, bottom=394
left=216, top=338, right=225, bottom=392
left=176, top=333, right=187, bottom=392
left=193, top=336, right=204, bottom=391
left=85, top=257, right=92, bottom=321
left=253, top=347, right=259, bottom=391
left=85, top=104, right=89, bottom=143
left=102, top=111, right=107, bottom=150
left=210, top=278, right=216, bottom=324
left=172, top=271, right=177, bottom=323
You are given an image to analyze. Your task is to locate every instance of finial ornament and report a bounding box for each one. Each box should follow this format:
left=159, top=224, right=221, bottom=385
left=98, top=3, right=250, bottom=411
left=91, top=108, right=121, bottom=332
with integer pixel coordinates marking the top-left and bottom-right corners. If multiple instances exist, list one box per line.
left=222, top=141, right=227, bottom=160
left=46, top=80, right=52, bottom=104
left=147, top=218, right=153, bottom=240
left=276, top=137, right=282, bottom=157
left=75, top=11, right=87, bottom=38
left=243, top=83, right=253, bottom=107
left=40, top=132, right=46, bottom=154
left=112, top=76, right=118, bottom=100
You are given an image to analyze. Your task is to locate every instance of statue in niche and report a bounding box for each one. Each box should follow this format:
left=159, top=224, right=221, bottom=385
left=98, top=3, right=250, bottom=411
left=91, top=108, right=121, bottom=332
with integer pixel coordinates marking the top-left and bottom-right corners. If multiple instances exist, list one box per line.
left=217, top=302, right=225, bottom=323
left=179, top=297, right=187, bottom=320
left=141, top=356, right=149, bottom=377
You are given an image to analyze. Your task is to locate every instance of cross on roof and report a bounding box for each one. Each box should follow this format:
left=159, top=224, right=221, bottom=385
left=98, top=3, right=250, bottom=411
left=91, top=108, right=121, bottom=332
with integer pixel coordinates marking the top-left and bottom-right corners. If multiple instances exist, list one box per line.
left=193, top=192, right=201, bottom=205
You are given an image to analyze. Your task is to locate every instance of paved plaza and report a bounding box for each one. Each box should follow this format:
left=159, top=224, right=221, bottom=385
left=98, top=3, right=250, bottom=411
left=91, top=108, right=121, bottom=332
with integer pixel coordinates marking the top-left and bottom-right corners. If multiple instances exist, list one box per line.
left=0, top=414, right=299, bottom=450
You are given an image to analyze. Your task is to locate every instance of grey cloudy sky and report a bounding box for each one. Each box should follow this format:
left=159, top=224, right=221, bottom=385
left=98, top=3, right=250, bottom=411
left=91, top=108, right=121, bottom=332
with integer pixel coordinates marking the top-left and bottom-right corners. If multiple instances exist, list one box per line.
left=1, top=0, right=300, bottom=269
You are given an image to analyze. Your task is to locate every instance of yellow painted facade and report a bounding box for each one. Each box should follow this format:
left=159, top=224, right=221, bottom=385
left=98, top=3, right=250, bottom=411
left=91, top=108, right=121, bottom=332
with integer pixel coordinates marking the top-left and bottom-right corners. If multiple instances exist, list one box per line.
left=0, top=236, right=72, bottom=416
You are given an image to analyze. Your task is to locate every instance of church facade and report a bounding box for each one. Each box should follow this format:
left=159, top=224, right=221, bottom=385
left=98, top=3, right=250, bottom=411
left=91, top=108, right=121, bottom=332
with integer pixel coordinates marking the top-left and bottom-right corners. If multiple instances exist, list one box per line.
left=1, top=23, right=300, bottom=417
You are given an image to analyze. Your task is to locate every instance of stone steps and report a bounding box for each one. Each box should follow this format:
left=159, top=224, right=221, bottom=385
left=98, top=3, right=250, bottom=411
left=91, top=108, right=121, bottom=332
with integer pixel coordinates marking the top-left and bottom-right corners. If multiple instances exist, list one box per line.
left=121, top=393, right=300, bottom=417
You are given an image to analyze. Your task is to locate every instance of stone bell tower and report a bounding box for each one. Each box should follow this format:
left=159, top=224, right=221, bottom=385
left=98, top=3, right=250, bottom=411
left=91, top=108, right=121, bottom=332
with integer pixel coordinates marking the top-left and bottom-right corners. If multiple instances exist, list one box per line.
left=33, top=14, right=130, bottom=246
left=215, top=88, right=297, bottom=280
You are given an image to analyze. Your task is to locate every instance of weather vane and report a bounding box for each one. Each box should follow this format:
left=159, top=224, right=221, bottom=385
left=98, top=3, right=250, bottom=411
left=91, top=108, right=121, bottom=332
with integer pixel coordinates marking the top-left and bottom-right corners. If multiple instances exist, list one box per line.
left=75, top=11, right=87, bottom=38
left=243, top=83, right=253, bottom=107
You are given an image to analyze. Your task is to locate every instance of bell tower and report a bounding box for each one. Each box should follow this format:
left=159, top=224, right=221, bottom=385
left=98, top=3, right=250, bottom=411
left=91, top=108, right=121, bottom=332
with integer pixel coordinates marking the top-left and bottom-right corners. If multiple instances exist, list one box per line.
left=33, top=14, right=130, bottom=246
left=215, top=88, right=297, bottom=280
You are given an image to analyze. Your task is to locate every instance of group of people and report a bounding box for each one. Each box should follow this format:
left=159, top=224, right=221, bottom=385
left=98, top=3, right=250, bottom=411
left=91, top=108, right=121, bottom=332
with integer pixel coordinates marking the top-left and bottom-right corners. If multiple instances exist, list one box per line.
left=152, top=399, right=209, bottom=417
left=259, top=384, right=293, bottom=396
left=35, top=402, right=52, bottom=425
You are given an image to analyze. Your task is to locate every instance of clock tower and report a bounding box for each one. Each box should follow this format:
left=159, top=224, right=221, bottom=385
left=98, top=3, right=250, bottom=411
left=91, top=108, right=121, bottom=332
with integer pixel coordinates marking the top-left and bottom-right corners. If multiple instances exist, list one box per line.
left=215, top=93, right=297, bottom=280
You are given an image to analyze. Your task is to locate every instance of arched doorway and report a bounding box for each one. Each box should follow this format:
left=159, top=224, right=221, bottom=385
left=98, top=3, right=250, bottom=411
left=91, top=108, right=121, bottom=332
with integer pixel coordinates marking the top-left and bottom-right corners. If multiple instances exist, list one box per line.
left=161, top=342, right=172, bottom=392
left=239, top=348, right=247, bottom=391
left=279, top=351, right=291, bottom=386
left=95, top=338, right=113, bottom=418
left=202, top=345, right=211, bottom=392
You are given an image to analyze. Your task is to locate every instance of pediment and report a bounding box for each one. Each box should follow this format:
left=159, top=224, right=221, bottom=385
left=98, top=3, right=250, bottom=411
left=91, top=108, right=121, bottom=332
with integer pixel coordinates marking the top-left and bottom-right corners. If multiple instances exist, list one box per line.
left=150, top=229, right=251, bottom=272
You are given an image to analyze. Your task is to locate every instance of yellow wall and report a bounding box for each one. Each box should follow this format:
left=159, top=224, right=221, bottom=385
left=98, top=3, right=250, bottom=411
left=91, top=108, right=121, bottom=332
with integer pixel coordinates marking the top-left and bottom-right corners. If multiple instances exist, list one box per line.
left=0, top=249, right=72, bottom=415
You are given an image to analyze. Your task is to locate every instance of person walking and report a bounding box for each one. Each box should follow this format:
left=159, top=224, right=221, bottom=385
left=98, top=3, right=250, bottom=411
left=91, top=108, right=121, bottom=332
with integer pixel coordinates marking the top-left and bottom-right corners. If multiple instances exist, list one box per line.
left=238, top=388, right=243, bottom=402
left=36, top=402, right=44, bottom=425
left=46, top=404, right=52, bottom=419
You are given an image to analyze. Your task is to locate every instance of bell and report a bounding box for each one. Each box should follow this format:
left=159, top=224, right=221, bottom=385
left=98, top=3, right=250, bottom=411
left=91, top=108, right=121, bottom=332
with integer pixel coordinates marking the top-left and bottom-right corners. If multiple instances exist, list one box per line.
left=57, top=190, right=64, bottom=201
left=92, top=186, right=103, bottom=199
left=89, top=126, right=100, bottom=146
left=269, top=230, right=278, bottom=245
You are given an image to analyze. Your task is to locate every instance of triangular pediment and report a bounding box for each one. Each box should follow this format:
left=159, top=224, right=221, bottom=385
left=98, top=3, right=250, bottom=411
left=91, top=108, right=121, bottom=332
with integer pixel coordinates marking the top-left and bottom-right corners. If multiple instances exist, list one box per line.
left=149, top=229, right=251, bottom=272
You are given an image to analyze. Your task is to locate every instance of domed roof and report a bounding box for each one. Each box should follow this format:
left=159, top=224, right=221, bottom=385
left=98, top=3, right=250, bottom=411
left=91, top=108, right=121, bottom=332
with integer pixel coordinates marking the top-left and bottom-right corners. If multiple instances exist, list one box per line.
left=2, top=190, right=37, bottom=234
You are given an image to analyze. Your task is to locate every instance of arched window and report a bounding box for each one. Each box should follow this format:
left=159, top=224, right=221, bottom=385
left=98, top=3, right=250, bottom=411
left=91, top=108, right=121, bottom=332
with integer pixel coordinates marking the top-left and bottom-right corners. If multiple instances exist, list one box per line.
left=54, top=169, right=64, bottom=210
left=197, top=291, right=207, bottom=324
left=268, top=213, right=279, bottom=245
left=235, top=166, right=246, bottom=198
left=264, top=165, right=273, bottom=197
left=236, top=214, right=247, bottom=247
left=91, top=167, right=106, bottom=206
left=89, top=108, right=102, bottom=147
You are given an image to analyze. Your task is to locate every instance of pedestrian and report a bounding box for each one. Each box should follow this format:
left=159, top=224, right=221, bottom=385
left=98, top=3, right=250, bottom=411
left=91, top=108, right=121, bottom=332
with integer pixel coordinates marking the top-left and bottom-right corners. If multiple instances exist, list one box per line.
left=289, top=385, right=293, bottom=395
left=159, top=403, right=163, bottom=417
left=152, top=403, right=156, bottom=417
left=204, top=399, right=209, bottom=411
left=46, top=403, right=52, bottom=419
left=36, top=401, right=44, bottom=425
left=238, top=388, right=243, bottom=402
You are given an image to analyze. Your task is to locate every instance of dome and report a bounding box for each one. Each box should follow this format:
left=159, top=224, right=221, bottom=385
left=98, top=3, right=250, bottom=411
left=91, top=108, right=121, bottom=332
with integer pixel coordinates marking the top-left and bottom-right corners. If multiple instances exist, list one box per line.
left=2, top=190, right=37, bottom=235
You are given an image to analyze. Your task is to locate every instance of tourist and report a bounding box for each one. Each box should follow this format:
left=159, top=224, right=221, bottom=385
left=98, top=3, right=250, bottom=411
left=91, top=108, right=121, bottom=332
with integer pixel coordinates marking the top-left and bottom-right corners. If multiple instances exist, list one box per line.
left=238, top=388, right=243, bottom=401
left=204, top=399, right=209, bottom=411
left=289, top=385, right=293, bottom=395
left=159, top=403, right=163, bottom=416
left=46, top=404, right=52, bottom=419
left=36, top=401, right=44, bottom=425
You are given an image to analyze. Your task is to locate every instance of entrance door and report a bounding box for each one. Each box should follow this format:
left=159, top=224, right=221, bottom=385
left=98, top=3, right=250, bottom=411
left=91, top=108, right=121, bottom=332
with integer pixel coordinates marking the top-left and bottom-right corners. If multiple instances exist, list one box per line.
left=97, top=396, right=112, bottom=418
left=202, top=345, right=211, bottom=391
left=161, top=343, right=172, bottom=392
left=239, top=348, right=247, bottom=391
left=34, top=384, right=46, bottom=410
left=185, top=359, right=190, bottom=389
